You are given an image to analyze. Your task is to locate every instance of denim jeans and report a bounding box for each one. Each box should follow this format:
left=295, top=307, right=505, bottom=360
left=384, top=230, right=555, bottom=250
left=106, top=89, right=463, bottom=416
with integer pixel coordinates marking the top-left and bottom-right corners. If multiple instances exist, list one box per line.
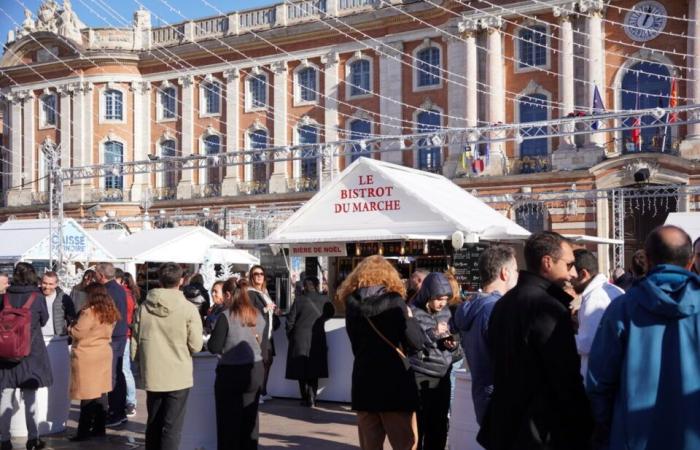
left=123, top=338, right=137, bottom=407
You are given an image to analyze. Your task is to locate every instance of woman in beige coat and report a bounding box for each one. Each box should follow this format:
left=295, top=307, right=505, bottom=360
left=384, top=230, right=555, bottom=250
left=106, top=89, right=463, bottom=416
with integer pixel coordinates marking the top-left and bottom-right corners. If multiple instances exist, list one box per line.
left=68, top=283, right=120, bottom=442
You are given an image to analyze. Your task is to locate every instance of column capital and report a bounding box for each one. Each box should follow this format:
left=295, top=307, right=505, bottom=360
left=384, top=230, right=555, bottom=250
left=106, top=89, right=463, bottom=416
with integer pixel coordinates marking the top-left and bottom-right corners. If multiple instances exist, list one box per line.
left=458, top=18, right=479, bottom=36
left=223, top=68, right=240, bottom=80
left=552, top=4, right=577, bottom=21
left=321, top=51, right=339, bottom=68
left=479, top=16, right=503, bottom=32
left=17, top=89, right=35, bottom=101
left=270, top=61, right=287, bottom=74
left=130, top=80, right=152, bottom=94
left=178, top=75, right=194, bottom=87
left=578, top=0, right=605, bottom=15
left=57, top=84, right=74, bottom=96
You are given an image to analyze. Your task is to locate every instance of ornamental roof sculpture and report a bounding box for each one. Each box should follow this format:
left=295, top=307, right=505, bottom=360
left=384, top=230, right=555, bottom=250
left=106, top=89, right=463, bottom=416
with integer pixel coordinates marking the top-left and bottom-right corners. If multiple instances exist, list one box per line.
left=15, top=0, right=85, bottom=45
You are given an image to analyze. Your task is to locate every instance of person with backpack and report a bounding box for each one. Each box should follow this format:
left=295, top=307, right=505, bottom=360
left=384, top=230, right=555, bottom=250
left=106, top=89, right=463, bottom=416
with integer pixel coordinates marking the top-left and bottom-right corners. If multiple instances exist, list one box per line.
left=0, top=262, right=53, bottom=450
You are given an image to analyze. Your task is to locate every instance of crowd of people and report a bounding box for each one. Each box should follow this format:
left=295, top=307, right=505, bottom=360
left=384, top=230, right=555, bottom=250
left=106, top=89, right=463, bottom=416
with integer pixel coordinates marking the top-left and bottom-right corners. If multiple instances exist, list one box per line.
left=0, top=225, right=698, bottom=450
left=342, top=226, right=700, bottom=450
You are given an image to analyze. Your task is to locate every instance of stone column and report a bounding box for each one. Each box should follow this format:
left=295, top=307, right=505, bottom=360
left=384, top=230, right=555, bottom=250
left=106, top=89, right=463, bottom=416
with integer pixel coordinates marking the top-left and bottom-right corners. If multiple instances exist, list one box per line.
left=462, top=21, right=478, bottom=129
left=64, top=81, right=84, bottom=203
left=222, top=68, right=240, bottom=196
left=58, top=85, right=72, bottom=175
left=322, top=51, right=340, bottom=183
left=177, top=75, right=195, bottom=199
left=446, top=31, right=467, bottom=178
left=555, top=6, right=575, bottom=150
left=583, top=0, right=606, bottom=149
left=82, top=82, right=94, bottom=169
left=379, top=41, right=404, bottom=165
left=130, top=81, right=151, bottom=201
left=22, top=90, right=36, bottom=196
left=483, top=18, right=506, bottom=176
left=680, top=0, right=700, bottom=158
left=269, top=61, right=289, bottom=194
left=6, top=93, right=24, bottom=206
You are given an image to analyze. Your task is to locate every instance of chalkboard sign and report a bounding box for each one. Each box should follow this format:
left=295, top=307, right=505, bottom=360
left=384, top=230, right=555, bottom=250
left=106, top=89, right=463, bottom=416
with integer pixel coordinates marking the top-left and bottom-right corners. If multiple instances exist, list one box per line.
left=452, top=243, right=489, bottom=291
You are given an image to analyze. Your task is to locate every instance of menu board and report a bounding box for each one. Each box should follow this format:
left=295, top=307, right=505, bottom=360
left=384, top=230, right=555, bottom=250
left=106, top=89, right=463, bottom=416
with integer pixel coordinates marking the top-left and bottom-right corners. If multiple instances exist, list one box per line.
left=452, top=243, right=489, bottom=291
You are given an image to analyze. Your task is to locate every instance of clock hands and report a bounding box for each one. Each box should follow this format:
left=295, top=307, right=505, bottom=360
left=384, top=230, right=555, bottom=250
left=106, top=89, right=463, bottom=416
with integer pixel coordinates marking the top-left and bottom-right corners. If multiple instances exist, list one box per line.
left=642, top=6, right=653, bottom=27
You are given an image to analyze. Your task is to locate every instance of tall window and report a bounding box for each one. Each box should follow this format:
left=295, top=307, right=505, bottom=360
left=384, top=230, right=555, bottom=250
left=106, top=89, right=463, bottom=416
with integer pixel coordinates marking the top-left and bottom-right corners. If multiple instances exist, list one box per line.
left=515, top=203, right=545, bottom=233
left=519, top=94, right=548, bottom=157
left=250, top=129, right=268, bottom=185
left=104, top=89, right=123, bottom=121
left=203, top=82, right=220, bottom=115
left=621, top=61, right=671, bottom=153
left=349, top=59, right=370, bottom=96
left=416, top=47, right=440, bottom=87
left=204, top=135, right=221, bottom=185
left=518, top=26, right=547, bottom=68
left=297, top=67, right=317, bottom=102
left=349, top=119, right=371, bottom=162
left=417, top=110, right=441, bottom=172
left=104, top=141, right=124, bottom=190
left=41, top=94, right=56, bottom=126
left=299, top=125, right=318, bottom=180
left=161, top=140, right=178, bottom=189
left=160, top=87, right=177, bottom=119
left=249, top=75, right=267, bottom=108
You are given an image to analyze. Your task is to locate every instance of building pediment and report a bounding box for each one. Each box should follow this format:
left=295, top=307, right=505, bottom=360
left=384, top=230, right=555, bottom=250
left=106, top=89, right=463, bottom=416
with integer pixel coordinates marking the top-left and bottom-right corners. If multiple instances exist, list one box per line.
left=590, top=153, right=694, bottom=189
left=1, top=32, right=83, bottom=68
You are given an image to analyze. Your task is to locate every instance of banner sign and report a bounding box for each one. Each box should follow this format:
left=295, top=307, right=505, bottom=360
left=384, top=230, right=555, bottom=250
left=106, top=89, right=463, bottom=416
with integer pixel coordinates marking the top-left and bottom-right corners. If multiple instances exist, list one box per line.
left=289, top=243, right=347, bottom=257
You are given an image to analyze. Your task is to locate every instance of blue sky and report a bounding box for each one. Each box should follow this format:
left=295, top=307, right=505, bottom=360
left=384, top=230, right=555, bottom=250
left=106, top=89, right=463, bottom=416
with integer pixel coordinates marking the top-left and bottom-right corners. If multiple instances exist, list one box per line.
left=0, top=0, right=277, bottom=47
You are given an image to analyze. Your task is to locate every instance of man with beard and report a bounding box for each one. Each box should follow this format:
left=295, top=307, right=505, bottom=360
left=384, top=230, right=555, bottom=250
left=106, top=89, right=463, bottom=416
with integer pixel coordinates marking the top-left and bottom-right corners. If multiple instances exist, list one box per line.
left=477, top=231, right=593, bottom=450
left=571, top=249, right=624, bottom=378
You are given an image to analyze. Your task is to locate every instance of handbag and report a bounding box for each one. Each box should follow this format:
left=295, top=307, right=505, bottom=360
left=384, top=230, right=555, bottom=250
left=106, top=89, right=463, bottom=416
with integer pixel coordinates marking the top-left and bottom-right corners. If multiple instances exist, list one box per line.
left=365, top=317, right=411, bottom=371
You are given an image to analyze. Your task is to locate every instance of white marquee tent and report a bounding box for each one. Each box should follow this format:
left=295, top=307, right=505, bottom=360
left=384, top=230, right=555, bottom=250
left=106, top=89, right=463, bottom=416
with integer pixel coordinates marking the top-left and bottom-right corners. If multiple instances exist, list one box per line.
left=665, top=212, right=700, bottom=242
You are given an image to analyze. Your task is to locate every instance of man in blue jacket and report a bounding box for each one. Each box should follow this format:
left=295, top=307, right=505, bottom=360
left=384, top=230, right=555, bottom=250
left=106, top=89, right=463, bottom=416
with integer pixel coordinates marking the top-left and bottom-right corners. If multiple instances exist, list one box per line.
left=587, top=225, right=700, bottom=450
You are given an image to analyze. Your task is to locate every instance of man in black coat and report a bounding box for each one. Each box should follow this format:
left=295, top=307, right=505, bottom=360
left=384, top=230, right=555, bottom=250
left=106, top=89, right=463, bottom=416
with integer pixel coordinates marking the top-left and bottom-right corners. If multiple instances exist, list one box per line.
left=95, top=262, right=129, bottom=427
left=285, top=276, right=335, bottom=407
left=477, top=231, right=593, bottom=450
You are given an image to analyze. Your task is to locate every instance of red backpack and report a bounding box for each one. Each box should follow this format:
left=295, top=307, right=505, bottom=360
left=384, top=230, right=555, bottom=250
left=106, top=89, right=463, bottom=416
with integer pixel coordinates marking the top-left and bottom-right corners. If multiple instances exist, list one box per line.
left=0, top=293, right=37, bottom=361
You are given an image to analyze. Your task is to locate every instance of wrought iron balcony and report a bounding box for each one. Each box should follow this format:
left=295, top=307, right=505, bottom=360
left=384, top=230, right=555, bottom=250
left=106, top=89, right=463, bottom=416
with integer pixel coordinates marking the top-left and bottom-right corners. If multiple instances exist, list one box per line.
left=511, top=155, right=552, bottom=175
left=287, top=177, right=318, bottom=192
left=95, top=188, right=126, bottom=202
left=31, top=191, right=49, bottom=205
left=154, top=186, right=178, bottom=201
left=193, top=183, right=221, bottom=198
left=238, top=180, right=269, bottom=195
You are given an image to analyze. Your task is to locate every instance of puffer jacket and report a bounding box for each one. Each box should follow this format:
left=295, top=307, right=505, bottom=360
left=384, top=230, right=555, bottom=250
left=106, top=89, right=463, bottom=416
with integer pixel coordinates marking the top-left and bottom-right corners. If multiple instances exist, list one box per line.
left=409, top=273, right=459, bottom=378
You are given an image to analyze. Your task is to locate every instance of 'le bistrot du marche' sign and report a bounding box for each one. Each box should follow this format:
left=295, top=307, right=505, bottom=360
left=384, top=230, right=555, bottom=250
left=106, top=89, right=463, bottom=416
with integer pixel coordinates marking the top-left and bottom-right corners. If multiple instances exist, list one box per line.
left=334, top=174, right=401, bottom=214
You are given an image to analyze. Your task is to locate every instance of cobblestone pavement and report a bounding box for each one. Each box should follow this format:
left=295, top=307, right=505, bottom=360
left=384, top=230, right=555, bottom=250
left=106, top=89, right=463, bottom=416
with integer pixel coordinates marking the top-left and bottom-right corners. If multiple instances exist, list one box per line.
left=5, top=391, right=372, bottom=449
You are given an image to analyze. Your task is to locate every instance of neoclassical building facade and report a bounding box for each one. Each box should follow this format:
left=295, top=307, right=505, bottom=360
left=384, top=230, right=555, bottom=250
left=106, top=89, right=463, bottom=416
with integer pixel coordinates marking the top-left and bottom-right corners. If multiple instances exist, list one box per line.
left=1, top=0, right=699, bottom=273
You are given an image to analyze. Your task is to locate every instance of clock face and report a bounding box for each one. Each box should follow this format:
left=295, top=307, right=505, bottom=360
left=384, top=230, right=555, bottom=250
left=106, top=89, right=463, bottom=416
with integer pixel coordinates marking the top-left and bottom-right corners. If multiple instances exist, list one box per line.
left=624, top=1, right=667, bottom=42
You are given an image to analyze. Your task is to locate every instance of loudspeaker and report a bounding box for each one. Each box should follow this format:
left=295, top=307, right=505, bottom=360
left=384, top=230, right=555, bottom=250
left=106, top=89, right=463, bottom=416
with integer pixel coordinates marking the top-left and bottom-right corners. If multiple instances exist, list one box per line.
left=634, top=168, right=650, bottom=183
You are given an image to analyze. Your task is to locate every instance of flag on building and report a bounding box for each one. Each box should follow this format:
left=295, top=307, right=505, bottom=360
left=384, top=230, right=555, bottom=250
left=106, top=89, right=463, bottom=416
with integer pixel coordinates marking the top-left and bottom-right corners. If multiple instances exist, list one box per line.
left=631, top=90, right=641, bottom=149
left=592, top=86, right=605, bottom=130
left=669, top=78, right=678, bottom=123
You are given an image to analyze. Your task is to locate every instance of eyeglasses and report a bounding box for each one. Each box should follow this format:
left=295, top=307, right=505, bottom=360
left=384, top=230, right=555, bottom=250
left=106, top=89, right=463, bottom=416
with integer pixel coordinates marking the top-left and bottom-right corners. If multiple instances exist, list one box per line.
left=252, top=272, right=265, bottom=277
left=565, top=261, right=576, bottom=270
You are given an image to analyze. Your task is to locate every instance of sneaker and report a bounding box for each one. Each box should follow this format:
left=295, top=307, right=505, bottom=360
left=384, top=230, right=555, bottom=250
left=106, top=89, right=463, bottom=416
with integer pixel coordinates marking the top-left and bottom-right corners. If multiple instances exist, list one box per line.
left=105, top=416, right=127, bottom=428
left=25, top=438, right=45, bottom=450
left=125, top=403, right=136, bottom=417
left=261, top=394, right=273, bottom=401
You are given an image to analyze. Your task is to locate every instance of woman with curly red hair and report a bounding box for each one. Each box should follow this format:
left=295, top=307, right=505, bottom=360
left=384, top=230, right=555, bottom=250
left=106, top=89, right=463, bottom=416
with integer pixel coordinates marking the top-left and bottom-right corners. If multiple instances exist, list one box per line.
left=68, top=283, right=121, bottom=442
left=338, top=255, right=425, bottom=450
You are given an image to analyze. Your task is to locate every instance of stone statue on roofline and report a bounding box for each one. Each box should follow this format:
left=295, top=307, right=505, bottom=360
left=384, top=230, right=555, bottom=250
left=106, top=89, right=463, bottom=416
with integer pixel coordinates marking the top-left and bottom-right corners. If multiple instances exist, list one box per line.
left=58, top=0, right=85, bottom=43
left=19, top=8, right=35, bottom=37
left=35, top=0, right=59, bottom=33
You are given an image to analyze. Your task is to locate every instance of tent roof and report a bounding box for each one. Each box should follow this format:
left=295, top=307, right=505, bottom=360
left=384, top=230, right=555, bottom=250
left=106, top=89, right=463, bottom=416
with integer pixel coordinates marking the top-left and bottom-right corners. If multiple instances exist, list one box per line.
left=0, top=219, right=117, bottom=262
left=665, top=212, right=700, bottom=243
left=89, top=227, right=257, bottom=265
left=265, top=158, right=530, bottom=245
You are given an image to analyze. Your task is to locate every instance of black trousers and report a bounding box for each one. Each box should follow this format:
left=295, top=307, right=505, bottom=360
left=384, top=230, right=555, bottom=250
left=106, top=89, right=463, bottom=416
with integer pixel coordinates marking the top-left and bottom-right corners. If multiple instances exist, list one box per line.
left=214, top=362, right=264, bottom=450
left=415, top=372, right=452, bottom=450
left=298, top=379, right=318, bottom=406
left=108, top=337, right=127, bottom=421
left=146, top=388, right=190, bottom=450
left=77, top=395, right=108, bottom=435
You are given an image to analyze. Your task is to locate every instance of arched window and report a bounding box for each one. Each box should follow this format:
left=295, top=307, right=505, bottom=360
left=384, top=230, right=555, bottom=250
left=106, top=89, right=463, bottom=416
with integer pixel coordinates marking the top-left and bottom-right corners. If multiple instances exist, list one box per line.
left=104, top=89, right=123, bottom=121
left=349, top=59, right=371, bottom=96
left=297, top=67, right=317, bottom=102
left=161, top=140, right=178, bottom=189
left=519, top=94, right=548, bottom=157
left=621, top=61, right=670, bottom=153
left=104, top=141, right=124, bottom=190
left=249, top=75, right=267, bottom=109
left=202, top=81, right=221, bottom=115
left=204, top=135, right=221, bottom=185
left=417, top=110, right=441, bottom=172
left=515, top=204, right=545, bottom=233
left=160, top=87, right=177, bottom=119
left=299, top=125, right=318, bottom=181
left=349, top=119, right=371, bottom=162
left=517, top=26, right=547, bottom=68
left=416, top=47, right=440, bottom=87
left=40, top=94, right=56, bottom=126
left=250, top=129, right=268, bottom=186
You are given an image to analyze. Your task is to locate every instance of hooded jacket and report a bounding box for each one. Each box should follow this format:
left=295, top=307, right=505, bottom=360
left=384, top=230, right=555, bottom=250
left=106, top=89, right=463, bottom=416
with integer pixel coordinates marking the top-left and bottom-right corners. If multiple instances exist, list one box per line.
left=453, top=290, right=502, bottom=425
left=345, top=286, right=425, bottom=412
left=131, top=287, right=203, bottom=392
left=587, top=265, right=700, bottom=450
left=409, top=272, right=459, bottom=378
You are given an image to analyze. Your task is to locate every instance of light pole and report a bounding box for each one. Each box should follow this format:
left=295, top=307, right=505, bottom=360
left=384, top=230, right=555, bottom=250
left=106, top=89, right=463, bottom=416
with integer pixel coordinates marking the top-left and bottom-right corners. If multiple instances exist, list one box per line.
left=41, top=141, right=64, bottom=274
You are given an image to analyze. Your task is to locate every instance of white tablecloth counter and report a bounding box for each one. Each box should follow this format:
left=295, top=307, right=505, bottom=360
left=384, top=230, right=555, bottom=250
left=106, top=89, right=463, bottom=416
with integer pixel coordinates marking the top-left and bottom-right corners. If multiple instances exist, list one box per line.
left=178, top=351, right=218, bottom=450
left=449, top=369, right=484, bottom=450
left=9, top=336, right=70, bottom=437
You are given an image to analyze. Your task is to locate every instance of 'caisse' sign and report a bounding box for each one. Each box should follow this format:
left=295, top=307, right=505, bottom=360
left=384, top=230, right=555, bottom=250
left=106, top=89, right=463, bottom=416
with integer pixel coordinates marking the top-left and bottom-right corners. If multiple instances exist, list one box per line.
left=334, top=175, right=401, bottom=214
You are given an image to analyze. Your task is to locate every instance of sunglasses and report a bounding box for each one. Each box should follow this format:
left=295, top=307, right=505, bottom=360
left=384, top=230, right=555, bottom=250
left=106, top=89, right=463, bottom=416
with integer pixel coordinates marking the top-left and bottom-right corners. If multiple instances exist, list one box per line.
left=252, top=272, right=265, bottom=277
